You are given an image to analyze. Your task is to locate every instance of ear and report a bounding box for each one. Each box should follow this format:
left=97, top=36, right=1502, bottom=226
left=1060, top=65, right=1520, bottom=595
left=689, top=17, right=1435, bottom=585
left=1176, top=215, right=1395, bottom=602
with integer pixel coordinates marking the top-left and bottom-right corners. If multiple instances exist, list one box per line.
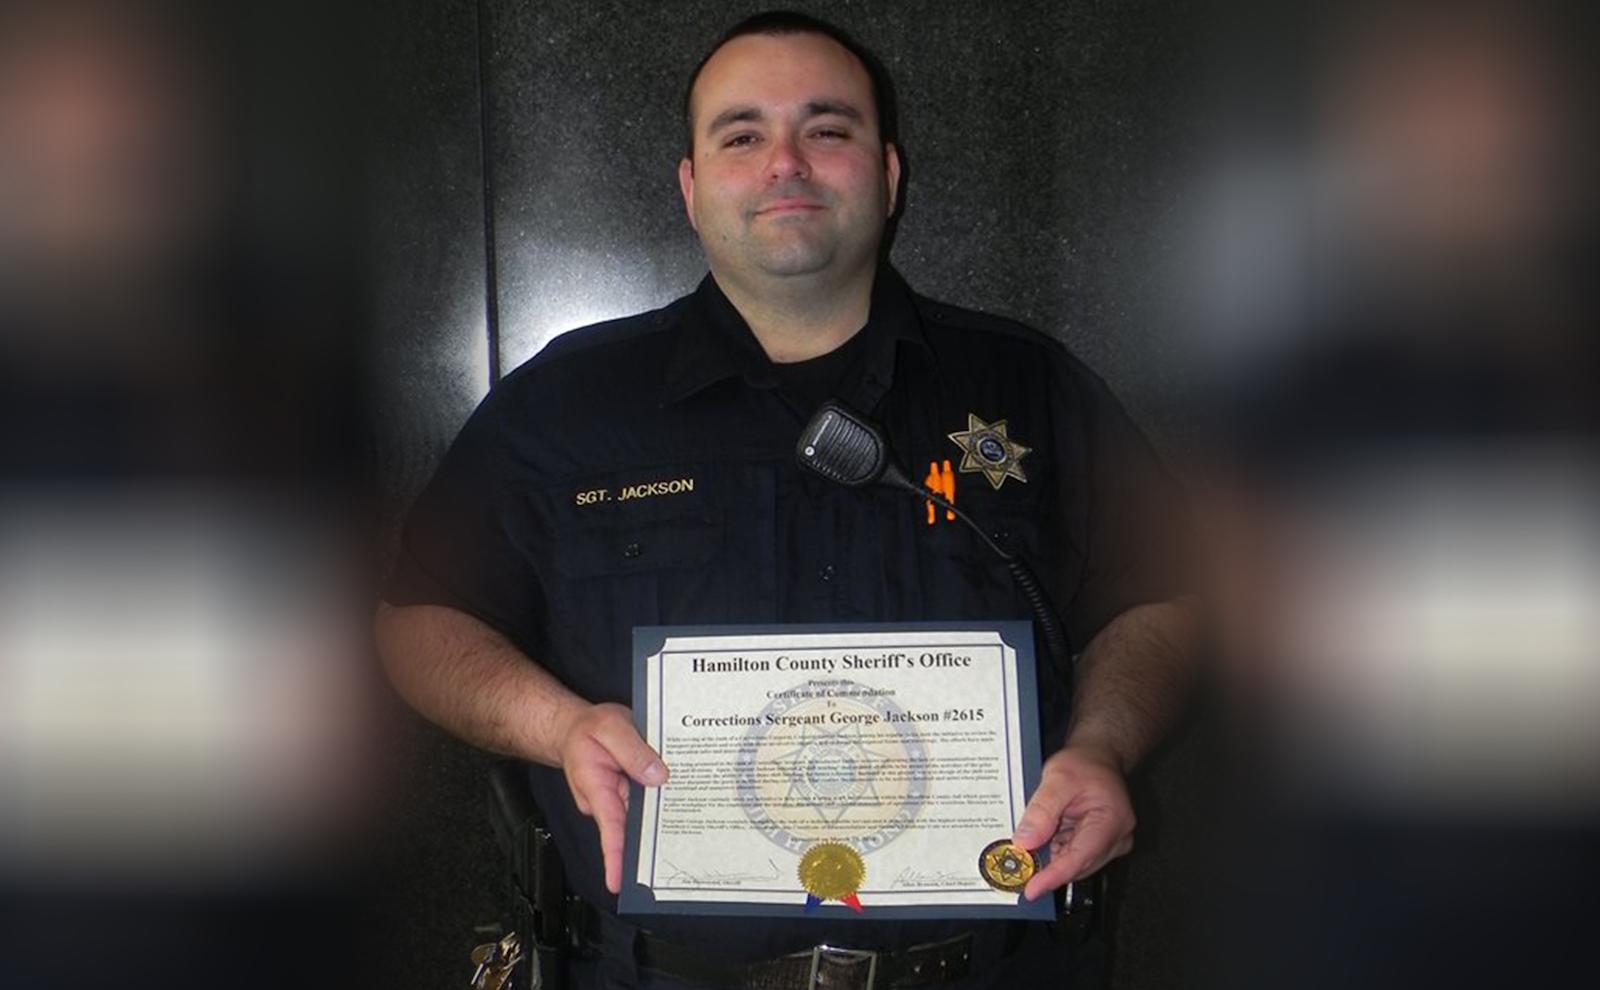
left=884, top=142, right=902, bottom=217
left=677, top=157, right=698, bottom=231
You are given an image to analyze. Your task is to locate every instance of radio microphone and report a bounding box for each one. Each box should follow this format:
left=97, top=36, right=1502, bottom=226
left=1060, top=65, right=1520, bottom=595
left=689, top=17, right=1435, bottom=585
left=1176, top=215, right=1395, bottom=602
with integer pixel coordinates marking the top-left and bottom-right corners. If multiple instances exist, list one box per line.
left=795, top=401, right=1073, bottom=672
left=794, top=402, right=919, bottom=492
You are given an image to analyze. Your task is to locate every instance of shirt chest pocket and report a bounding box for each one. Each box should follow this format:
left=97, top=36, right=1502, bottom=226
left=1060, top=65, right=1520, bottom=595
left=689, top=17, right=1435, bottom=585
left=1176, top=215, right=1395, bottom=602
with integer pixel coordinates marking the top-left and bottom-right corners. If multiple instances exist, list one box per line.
left=912, top=492, right=1071, bottom=619
left=544, top=511, right=729, bottom=691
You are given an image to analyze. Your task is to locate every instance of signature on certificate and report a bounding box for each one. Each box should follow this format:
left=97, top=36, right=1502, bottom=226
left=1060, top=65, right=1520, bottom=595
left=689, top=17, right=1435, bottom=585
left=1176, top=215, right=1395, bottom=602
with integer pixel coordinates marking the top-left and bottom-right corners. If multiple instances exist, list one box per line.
left=893, top=866, right=973, bottom=888
left=659, top=858, right=782, bottom=886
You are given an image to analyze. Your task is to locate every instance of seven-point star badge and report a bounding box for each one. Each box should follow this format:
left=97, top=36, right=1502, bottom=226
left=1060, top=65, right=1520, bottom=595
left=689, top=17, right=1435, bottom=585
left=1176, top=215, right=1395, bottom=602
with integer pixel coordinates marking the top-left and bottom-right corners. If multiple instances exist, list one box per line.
left=947, top=413, right=1031, bottom=489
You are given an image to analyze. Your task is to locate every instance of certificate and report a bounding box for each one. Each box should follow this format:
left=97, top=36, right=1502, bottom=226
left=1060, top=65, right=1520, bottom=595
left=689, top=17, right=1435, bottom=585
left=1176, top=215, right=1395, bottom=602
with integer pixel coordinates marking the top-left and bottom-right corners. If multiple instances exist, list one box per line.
left=619, top=622, right=1053, bottom=920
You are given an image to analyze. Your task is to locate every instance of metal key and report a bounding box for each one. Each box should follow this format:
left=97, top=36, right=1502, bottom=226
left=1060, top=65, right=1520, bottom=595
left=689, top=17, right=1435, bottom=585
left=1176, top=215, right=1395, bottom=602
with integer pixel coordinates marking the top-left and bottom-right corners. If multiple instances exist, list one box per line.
left=469, top=932, right=525, bottom=990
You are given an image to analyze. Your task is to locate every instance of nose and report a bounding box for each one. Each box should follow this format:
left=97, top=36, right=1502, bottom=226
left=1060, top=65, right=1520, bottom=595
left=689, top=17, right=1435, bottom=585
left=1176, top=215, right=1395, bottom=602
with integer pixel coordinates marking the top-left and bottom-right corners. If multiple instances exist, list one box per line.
left=765, top=134, right=810, bottom=182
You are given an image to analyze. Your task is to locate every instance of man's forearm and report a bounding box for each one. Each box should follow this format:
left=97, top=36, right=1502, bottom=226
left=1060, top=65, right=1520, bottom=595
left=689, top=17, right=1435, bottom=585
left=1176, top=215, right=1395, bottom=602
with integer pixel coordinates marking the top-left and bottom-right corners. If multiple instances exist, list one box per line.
left=1064, top=598, right=1199, bottom=772
left=375, top=602, right=584, bottom=766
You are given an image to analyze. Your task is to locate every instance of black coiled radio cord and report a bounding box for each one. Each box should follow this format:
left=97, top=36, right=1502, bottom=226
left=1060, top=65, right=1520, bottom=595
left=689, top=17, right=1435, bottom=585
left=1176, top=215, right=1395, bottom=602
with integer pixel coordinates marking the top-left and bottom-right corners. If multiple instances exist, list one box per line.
left=918, top=487, right=1074, bottom=683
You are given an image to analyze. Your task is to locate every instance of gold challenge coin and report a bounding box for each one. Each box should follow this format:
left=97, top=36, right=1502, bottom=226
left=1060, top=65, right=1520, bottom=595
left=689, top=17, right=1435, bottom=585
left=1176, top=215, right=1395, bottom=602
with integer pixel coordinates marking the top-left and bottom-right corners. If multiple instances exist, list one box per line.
left=978, top=839, right=1037, bottom=893
left=797, top=842, right=866, bottom=901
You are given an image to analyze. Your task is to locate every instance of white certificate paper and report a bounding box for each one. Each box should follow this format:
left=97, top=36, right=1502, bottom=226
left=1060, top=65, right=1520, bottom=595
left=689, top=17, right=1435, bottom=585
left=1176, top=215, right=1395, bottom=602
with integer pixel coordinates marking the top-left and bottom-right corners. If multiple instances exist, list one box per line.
left=619, top=623, right=1053, bottom=920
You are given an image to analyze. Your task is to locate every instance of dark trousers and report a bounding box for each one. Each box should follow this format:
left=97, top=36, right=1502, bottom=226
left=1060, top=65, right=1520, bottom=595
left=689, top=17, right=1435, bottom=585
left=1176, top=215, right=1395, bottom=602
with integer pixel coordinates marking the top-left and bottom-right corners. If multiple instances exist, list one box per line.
left=560, top=909, right=1105, bottom=990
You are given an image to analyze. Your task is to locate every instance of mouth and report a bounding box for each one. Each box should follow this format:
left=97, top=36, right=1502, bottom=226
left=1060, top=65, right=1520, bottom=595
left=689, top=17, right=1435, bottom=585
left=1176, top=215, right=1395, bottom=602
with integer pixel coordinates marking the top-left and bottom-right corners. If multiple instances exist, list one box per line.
left=754, top=198, right=825, bottom=217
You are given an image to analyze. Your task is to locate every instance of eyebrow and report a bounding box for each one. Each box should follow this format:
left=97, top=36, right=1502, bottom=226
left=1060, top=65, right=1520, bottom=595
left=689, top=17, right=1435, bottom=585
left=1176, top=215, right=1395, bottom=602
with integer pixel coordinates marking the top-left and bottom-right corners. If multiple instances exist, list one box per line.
left=803, top=100, right=864, bottom=123
left=704, top=99, right=865, bottom=136
left=706, top=106, right=763, bottom=134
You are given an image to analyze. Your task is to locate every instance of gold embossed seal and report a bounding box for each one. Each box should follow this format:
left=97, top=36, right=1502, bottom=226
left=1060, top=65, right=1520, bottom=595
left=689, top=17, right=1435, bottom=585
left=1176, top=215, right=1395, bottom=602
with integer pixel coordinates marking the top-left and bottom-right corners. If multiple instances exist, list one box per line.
left=797, top=841, right=866, bottom=901
left=978, top=839, right=1036, bottom=892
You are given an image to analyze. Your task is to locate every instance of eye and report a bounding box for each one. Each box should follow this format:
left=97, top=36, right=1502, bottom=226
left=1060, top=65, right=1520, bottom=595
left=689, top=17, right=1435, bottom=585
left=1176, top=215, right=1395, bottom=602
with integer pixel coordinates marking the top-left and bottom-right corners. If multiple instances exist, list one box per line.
left=722, top=132, right=761, bottom=149
left=810, top=127, right=851, bottom=141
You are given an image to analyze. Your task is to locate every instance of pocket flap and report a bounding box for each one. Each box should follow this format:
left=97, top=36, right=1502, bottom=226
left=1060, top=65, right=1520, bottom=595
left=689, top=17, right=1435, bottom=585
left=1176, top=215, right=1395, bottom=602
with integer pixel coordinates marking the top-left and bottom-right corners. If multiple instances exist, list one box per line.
left=553, top=517, right=723, bottom=579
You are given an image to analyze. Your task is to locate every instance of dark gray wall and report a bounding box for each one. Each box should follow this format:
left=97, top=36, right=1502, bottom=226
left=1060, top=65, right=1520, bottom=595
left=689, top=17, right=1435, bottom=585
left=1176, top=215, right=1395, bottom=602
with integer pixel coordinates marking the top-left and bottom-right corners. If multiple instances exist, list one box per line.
left=375, top=2, right=1207, bottom=987
left=369, top=2, right=505, bottom=987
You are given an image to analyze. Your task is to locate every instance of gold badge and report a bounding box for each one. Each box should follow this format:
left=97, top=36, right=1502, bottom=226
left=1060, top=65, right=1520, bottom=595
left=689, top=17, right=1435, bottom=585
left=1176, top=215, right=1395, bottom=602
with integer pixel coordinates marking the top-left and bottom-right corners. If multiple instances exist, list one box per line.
left=798, top=841, right=866, bottom=901
left=978, top=839, right=1036, bottom=892
left=948, top=414, right=1031, bottom=489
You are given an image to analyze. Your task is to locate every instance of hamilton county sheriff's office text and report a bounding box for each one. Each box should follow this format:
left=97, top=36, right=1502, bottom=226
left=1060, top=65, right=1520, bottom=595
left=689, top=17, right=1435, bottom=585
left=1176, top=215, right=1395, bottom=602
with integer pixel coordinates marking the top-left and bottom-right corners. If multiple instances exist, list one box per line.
left=688, top=652, right=973, bottom=673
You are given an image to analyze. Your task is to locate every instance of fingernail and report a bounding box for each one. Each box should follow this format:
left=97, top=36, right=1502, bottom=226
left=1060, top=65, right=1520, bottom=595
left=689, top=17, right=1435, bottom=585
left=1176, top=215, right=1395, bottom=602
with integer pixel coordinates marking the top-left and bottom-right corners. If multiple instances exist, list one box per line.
left=643, top=760, right=665, bottom=785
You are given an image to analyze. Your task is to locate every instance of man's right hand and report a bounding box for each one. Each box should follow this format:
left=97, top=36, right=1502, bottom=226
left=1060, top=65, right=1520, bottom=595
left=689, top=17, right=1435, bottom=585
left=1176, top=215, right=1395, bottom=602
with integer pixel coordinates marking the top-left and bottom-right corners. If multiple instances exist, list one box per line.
left=556, top=702, right=668, bottom=894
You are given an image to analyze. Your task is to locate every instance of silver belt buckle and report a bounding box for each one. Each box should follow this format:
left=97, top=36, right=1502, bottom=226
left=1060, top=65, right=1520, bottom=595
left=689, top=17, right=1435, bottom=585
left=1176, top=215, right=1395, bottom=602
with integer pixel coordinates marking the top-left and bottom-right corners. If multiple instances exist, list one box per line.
left=806, top=943, right=879, bottom=990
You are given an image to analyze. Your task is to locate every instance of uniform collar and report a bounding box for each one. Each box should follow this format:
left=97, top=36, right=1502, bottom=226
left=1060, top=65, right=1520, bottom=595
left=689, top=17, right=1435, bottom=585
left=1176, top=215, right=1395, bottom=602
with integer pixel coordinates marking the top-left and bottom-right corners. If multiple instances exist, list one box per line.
left=660, top=266, right=930, bottom=407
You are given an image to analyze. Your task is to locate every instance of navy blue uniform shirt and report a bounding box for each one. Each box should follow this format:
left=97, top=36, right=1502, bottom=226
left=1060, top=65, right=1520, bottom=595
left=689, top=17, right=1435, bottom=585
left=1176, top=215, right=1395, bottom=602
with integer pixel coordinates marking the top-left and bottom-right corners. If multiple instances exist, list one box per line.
left=387, top=266, right=1188, bottom=962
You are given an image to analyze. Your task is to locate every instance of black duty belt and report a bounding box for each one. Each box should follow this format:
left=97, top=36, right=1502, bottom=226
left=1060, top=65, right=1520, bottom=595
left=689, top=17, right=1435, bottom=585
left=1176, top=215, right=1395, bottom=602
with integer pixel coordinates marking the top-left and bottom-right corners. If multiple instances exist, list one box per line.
left=633, top=929, right=975, bottom=990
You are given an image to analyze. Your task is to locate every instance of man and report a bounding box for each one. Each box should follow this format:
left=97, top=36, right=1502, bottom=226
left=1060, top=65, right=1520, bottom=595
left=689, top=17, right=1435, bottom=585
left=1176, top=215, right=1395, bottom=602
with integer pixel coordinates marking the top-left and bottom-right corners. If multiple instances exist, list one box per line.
left=379, top=11, right=1195, bottom=988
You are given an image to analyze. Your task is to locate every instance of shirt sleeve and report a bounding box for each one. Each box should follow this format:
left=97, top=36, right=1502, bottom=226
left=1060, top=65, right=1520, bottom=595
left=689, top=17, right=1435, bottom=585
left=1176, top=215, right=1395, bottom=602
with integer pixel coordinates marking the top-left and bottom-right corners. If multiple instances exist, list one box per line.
left=382, top=387, right=546, bottom=647
left=1059, top=356, right=1197, bottom=648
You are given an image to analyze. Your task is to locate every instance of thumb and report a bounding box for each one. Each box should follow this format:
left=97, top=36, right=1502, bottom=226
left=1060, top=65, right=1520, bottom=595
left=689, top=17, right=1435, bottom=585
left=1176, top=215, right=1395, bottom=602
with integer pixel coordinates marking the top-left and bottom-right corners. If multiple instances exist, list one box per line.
left=1014, top=775, right=1070, bottom=848
left=593, top=714, right=668, bottom=786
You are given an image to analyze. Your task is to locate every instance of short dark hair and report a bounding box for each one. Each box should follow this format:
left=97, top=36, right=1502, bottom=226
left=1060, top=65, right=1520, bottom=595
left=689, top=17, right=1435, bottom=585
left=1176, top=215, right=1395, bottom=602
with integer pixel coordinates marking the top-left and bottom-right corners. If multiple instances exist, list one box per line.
left=681, top=10, right=900, bottom=156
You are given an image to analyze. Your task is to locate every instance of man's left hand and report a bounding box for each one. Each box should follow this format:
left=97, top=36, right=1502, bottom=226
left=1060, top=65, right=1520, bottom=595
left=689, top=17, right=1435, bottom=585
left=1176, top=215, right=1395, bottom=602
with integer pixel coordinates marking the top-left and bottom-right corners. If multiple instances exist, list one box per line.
left=1012, top=745, right=1135, bottom=901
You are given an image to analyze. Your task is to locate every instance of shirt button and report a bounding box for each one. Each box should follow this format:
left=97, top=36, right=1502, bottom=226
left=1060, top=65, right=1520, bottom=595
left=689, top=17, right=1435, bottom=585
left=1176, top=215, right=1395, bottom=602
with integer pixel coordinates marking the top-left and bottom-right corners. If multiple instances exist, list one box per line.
left=819, top=564, right=835, bottom=582
left=623, top=542, right=643, bottom=559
